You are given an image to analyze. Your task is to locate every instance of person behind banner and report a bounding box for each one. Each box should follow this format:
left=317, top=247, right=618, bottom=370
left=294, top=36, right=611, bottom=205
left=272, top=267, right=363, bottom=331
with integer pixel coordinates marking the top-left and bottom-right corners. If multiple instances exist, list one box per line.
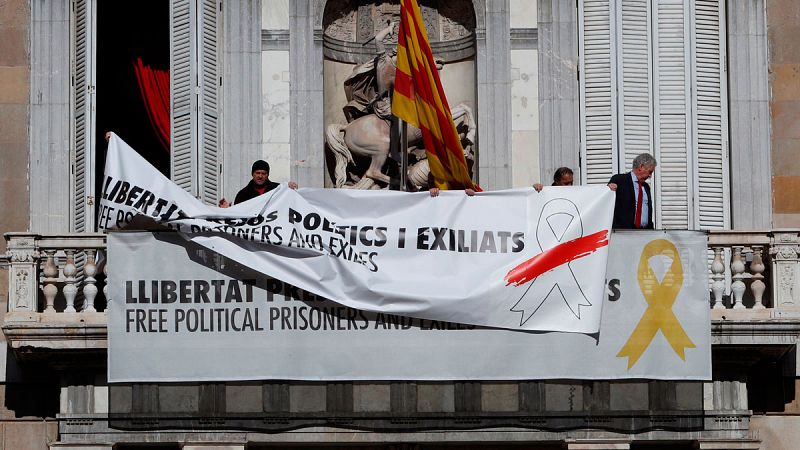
left=219, top=160, right=298, bottom=208
left=606, top=153, right=656, bottom=230
left=533, top=167, right=574, bottom=192
left=428, top=172, right=475, bottom=197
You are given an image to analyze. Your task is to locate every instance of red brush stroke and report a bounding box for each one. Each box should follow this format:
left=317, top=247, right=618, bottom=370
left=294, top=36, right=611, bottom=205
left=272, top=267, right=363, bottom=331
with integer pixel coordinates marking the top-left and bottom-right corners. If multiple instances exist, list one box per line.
left=505, top=230, right=609, bottom=286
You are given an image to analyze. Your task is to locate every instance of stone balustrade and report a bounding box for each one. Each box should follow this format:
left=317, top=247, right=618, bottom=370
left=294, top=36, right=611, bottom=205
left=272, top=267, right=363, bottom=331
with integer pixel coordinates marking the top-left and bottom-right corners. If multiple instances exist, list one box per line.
left=5, top=232, right=108, bottom=316
left=707, top=230, right=800, bottom=318
left=707, top=231, right=771, bottom=311
left=3, top=232, right=107, bottom=350
left=4, top=230, right=800, bottom=349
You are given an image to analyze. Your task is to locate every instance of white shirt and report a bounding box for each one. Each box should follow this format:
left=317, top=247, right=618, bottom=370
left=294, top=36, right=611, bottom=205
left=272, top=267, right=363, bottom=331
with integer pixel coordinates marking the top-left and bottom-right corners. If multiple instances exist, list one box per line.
left=631, top=171, right=649, bottom=228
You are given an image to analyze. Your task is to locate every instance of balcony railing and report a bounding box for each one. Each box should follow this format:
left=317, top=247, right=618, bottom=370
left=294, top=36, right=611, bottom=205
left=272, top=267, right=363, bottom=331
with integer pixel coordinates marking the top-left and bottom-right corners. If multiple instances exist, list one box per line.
left=3, top=232, right=107, bottom=350
left=4, top=230, right=800, bottom=349
left=708, top=230, right=800, bottom=316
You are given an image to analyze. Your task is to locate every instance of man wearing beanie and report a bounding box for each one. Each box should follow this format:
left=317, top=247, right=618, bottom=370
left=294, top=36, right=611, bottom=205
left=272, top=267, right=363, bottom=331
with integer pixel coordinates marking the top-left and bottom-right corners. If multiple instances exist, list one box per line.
left=218, top=160, right=298, bottom=207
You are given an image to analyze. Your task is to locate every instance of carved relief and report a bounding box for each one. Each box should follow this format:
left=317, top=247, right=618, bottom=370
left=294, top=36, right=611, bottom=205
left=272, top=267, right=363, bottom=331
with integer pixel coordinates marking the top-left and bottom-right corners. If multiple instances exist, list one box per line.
left=775, top=246, right=799, bottom=261
left=325, top=0, right=358, bottom=42
left=324, top=0, right=475, bottom=57
left=9, top=250, right=34, bottom=263
left=14, top=269, right=30, bottom=309
left=372, top=3, right=401, bottom=40
left=421, top=4, right=439, bottom=41
left=357, top=4, right=373, bottom=42
left=328, top=13, right=357, bottom=42
left=779, top=264, right=796, bottom=305
left=438, top=1, right=475, bottom=40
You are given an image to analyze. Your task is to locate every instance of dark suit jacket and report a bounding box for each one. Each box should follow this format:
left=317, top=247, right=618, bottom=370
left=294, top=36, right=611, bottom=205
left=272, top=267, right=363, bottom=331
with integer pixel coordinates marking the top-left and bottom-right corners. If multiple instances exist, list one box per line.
left=609, top=172, right=654, bottom=230
left=233, top=180, right=280, bottom=205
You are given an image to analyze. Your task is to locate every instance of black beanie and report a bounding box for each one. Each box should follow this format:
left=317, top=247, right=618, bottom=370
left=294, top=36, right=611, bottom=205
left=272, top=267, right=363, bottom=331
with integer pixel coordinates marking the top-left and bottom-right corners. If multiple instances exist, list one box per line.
left=251, top=160, right=270, bottom=173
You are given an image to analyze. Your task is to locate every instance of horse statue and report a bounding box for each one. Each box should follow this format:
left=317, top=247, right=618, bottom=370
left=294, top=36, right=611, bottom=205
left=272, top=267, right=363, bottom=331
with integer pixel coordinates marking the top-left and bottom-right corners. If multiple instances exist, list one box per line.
left=325, top=22, right=476, bottom=190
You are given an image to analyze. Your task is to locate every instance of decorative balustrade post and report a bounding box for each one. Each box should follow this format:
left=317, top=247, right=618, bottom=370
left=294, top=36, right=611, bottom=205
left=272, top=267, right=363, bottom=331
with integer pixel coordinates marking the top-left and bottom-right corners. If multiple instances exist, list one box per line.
left=83, top=250, right=98, bottom=312
left=711, top=247, right=726, bottom=310
left=750, top=246, right=766, bottom=309
left=5, top=233, right=39, bottom=316
left=42, top=249, right=58, bottom=313
left=62, top=249, right=78, bottom=313
left=770, top=231, right=800, bottom=311
left=730, top=247, right=746, bottom=310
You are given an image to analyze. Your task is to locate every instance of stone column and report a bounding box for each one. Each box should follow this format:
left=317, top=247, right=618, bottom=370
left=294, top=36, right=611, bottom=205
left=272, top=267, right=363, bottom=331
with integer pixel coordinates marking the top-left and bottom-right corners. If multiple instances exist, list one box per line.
left=222, top=0, right=263, bottom=198
left=727, top=0, right=771, bottom=229
left=537, top=0, right=580, bottom=184
left=476, top=0, right=512, bottom=189
left=290, top=0, right=325, bottom=187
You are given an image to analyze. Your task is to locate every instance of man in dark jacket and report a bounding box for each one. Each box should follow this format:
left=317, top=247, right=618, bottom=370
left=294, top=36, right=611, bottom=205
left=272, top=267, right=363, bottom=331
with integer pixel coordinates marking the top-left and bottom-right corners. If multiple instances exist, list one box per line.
left=219, top=160, right=297, bottom=207
left=607, top=153, right=657, bottom=229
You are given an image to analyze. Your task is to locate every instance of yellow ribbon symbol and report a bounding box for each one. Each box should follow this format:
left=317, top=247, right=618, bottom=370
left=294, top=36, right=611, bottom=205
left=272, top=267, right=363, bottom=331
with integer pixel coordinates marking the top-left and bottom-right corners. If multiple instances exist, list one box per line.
left=617, top=239, right=695, bottom=369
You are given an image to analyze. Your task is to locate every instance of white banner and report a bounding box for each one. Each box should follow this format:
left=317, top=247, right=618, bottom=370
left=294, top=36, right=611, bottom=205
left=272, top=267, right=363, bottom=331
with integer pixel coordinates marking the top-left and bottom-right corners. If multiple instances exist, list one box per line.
left=101, top=134, right=615, bottom=333
left=107, top=230, right=710, bottom=381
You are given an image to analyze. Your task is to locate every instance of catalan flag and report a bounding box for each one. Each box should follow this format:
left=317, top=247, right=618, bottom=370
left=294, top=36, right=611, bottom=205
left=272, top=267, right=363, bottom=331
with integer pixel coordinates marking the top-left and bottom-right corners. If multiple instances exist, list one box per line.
left=392, top=0, right=479, bottom=191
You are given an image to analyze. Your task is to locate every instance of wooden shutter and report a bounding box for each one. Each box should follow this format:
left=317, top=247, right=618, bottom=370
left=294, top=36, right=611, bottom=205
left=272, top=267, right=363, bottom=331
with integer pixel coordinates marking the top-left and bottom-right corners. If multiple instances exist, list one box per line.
left=691, top=0, right=729, bottom=229
left=72, top=0, right=96, bottom=232
left=170, top=0, right=220, bottom=203
left=579, top=0, right=617, bottom=185
left=170, top=0, right=196, bottom=193
left=653, top=0, right=692, bottom=229
left=616, top=0, right=653, bottom=171
left=578, top=0, right=729, bottom=230
left=198, top=0, right=220, bottom=205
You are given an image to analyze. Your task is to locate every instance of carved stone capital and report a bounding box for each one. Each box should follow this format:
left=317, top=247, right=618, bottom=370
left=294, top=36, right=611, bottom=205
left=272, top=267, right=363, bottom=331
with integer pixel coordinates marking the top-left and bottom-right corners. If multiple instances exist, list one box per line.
left=770, top=233, right=800, bottom=261
left=5, top=233, right=38, bottom=263
left=771, top=245, right=799, bottom=261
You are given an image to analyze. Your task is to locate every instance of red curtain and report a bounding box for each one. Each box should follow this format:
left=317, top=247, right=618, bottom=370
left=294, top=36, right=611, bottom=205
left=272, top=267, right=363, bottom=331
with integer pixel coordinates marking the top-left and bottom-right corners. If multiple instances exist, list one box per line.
left=133, top=57, right=170, bottom=152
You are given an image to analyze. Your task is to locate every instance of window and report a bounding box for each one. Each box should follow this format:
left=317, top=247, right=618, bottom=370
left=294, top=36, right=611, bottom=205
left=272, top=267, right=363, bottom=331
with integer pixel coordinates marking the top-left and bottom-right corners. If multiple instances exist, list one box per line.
left=71, top=0, right=221, bottom=232
left=578, top=0, right=729, bottom=230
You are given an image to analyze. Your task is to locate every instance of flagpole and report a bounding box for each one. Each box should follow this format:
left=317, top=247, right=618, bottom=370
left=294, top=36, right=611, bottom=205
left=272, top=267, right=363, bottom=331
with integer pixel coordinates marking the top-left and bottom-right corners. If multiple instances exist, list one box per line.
left=400, top=120, right=408, bottom=191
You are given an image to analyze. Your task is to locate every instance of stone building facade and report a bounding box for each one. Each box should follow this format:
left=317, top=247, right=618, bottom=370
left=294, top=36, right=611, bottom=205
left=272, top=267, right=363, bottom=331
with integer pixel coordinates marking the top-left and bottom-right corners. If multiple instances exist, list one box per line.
left=0, top=0, right=799, bottom=449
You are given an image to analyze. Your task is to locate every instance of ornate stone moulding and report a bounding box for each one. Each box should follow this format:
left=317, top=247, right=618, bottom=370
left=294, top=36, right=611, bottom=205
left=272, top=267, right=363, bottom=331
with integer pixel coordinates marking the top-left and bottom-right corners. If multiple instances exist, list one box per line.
left=323, top=33, right=476, bottom=64
left=323, top=0, right=476, bottom=64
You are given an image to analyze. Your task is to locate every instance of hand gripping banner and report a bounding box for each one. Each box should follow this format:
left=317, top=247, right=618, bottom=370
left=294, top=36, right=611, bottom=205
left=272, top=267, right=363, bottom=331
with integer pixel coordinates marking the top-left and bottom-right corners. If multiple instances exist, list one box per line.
left=101, top=134, right=614, bottom=334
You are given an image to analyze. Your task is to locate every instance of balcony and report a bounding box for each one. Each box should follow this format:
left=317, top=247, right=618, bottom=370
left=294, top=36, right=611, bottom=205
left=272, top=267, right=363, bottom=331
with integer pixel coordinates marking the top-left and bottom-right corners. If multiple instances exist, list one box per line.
left=3, top=232, right=108, bottom=354
left=4, top=230, right=800, bottom=353
left=4, top=231, right=794, bottom=445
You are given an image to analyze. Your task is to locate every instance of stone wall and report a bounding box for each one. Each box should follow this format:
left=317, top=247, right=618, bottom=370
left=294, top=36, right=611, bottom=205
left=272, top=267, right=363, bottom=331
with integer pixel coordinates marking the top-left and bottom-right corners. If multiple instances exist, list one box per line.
left=768, top=0, right=800, bottom=227
left=0, top=0, right=30, bottom=251
left=0, top=2, right=58, bottom=449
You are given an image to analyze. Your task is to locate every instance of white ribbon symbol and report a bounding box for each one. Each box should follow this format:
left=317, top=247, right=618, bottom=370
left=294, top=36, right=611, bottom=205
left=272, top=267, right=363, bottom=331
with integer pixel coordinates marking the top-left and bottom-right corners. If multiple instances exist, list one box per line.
left=510, top=198, right=592, bottom=326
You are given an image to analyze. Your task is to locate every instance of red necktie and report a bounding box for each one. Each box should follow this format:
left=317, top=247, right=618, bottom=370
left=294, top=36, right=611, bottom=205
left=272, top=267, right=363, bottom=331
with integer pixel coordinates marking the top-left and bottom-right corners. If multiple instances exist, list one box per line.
left=634, top=180, right=643, bottom=229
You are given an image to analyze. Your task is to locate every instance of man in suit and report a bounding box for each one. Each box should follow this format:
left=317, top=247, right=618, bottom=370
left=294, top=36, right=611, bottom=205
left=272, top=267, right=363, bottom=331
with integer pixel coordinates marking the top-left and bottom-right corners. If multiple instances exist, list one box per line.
left=607, top=153, right=657, bottom=229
